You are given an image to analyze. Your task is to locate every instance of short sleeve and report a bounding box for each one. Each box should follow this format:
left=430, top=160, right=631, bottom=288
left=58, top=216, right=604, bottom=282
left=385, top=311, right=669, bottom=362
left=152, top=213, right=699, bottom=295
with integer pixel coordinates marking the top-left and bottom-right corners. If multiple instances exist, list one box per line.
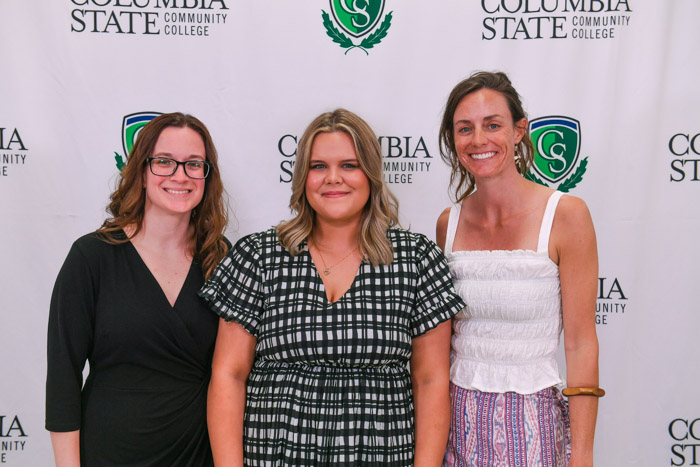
left=198, top=233, right=265, bottom=336
left=46, top=239, right=97, bottom=432
left=410, top=234, right=466, bottom=337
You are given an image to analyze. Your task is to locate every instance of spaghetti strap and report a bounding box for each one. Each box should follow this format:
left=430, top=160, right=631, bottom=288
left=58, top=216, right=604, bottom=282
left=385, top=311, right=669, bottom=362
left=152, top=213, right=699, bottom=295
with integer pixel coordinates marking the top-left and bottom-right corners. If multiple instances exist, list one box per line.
left=444, top=204, right=461, bottom=255
left=536, top=191, right=564, bottom=253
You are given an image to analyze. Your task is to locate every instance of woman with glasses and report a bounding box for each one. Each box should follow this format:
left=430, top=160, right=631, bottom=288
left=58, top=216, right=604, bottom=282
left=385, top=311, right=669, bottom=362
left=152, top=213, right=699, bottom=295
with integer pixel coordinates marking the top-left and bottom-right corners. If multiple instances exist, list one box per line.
left=200, top=109, right=465, bottom=466
left=46, top=112, right=228, bottom=466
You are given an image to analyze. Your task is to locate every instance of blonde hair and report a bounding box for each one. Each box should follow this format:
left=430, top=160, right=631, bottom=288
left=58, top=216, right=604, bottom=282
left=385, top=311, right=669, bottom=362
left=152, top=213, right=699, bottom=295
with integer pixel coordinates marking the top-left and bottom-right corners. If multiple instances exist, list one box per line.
left=277, top=109, right=399, bottom=266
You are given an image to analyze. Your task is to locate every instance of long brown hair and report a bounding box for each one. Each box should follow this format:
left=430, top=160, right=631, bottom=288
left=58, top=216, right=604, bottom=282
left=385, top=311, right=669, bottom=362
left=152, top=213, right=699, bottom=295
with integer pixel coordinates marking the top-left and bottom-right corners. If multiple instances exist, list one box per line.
left=277, top=109, right=399, bottom=266
left=439, top=71, right=535, bottom=202
left=97, top=112, right=228, bottom=279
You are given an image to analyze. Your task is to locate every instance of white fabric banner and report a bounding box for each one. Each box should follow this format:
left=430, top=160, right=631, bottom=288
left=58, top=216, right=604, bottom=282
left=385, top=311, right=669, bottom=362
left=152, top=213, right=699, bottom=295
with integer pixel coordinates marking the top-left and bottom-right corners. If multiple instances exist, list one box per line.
left=1, top=1, right=699, bottom=464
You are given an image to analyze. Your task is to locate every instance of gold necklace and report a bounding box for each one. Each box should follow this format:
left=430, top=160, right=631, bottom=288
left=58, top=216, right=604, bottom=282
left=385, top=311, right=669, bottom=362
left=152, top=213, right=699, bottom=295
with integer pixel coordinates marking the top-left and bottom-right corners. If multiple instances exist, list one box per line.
left=312, top=242, right=358, bottom=276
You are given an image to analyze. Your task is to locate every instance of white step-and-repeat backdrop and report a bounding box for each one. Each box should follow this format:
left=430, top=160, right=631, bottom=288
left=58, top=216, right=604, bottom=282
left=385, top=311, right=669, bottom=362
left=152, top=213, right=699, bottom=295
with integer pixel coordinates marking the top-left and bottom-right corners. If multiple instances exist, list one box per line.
left=1, top=1, right=699, bottom=465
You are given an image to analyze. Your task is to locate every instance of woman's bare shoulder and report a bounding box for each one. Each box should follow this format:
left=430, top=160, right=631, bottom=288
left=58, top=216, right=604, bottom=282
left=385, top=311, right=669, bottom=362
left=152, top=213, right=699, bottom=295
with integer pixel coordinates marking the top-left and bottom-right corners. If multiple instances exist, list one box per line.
left=435, top=207, right=453, bottom=251
left=556, top=193, right=592, bottom=226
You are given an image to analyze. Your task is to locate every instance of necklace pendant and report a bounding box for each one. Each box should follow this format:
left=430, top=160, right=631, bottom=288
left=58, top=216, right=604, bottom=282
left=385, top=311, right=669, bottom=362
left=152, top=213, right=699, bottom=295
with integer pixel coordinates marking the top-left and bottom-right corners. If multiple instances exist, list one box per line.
left=324, top=268, right=331, bottom=275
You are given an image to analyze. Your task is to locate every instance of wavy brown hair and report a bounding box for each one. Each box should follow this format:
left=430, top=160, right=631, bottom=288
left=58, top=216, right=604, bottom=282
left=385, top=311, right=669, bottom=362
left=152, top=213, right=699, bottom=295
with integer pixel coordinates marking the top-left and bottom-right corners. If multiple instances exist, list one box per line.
left=97, top=112, right=228, bottom=279
left=439, top=71, right=534, bottom=202
left=277, top=109, right=399, bottom=266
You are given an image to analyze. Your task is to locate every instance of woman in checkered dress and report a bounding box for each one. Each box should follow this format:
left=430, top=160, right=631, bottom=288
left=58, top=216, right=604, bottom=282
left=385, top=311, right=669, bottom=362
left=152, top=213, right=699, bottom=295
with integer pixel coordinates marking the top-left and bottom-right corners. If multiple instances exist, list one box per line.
left=200, top=109, right=466, bottom=466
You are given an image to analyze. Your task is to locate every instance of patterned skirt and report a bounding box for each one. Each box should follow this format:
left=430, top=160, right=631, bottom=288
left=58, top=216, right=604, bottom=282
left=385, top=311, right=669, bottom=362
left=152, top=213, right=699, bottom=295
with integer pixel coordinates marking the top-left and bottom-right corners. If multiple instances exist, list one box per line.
left=444, top=384, right=571, bottom=467
left=243, top=361, right=415, bottom=466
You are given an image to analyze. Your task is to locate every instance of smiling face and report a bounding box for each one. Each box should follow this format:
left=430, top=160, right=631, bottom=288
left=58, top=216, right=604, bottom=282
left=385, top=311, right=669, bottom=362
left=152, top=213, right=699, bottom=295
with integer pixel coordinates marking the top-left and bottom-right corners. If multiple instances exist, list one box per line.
left=452, top=88, right=527, bottom=180
left=143, top=126, right=206, bottom=219
left=305, top=131, right=370, bottom=227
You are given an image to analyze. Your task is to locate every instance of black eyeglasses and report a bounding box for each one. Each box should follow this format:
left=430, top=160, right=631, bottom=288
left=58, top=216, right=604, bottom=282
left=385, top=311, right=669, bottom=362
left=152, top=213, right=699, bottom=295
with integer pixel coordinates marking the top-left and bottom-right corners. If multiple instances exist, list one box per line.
left=145, top=157, right=212, bottom=179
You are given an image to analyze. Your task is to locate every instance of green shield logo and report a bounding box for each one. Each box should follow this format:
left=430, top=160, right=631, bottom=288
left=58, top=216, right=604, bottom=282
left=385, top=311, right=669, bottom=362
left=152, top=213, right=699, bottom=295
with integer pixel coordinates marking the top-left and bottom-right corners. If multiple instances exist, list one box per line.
left=330, top=0, right=385, bottom=38
left=529, top=116, right=581, bottom=184
left=114, top=111, right=161, bottom=170
left=122, top=112, right=161, bottom=158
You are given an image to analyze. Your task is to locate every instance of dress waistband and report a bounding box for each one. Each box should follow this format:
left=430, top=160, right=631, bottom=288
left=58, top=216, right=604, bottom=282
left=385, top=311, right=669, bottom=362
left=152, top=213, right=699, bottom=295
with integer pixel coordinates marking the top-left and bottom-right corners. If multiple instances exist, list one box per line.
left=254, top=359, right=407, bottom=372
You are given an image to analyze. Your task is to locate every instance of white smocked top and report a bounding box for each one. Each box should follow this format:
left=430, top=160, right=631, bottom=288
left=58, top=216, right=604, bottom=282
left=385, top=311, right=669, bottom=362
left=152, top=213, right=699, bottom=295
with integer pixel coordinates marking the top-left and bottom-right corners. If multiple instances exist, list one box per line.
left=445, top=190, right=564, bottom=394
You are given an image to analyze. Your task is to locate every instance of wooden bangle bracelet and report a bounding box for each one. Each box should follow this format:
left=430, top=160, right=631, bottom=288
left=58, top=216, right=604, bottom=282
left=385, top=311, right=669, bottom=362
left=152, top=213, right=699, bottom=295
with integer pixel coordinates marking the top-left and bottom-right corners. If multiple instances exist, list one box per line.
left=562, top=387, right=605, bottom=397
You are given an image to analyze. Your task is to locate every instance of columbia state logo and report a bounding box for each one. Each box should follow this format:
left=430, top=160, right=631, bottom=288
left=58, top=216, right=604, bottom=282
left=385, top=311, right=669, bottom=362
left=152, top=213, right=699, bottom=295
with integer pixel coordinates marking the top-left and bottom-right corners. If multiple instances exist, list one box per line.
left=526, top=116, right=588, bottom=192
left=322, top=1, right=393, bottom=55
left=113, top=112, right=161, bottom=170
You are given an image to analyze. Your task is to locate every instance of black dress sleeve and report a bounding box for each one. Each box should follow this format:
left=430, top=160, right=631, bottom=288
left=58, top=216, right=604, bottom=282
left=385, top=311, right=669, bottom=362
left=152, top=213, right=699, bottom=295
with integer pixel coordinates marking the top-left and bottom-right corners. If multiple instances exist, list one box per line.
left=45, top=238, right=97, bottom=432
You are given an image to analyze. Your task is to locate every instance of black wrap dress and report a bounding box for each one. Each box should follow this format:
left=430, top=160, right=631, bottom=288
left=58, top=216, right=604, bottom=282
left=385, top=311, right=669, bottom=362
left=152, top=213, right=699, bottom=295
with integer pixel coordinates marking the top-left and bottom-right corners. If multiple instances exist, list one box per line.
left=46, top=232, right=218, bottom=466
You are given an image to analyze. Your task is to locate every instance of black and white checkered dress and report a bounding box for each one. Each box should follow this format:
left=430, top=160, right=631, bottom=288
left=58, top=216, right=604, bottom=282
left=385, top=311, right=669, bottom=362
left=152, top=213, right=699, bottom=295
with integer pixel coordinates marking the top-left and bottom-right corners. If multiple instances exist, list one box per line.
left=199, top=228, right=465, bottom=466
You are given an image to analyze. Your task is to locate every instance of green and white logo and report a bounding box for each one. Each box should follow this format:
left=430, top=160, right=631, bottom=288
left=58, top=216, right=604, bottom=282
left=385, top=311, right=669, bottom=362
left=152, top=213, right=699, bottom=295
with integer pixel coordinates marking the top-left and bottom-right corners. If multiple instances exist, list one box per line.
left=526, top=116, right=588, bottom=192
left=322, top=1, right=393, bottom=55
left=113, top=112, right=161, bottom=170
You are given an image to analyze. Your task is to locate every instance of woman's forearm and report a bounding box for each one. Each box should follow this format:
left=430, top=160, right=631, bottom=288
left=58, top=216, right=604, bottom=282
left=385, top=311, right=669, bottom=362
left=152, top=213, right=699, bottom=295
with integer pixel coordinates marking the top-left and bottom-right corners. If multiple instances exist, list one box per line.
left=208, top=373, right=247, bottom=467
left=413, top=378, right=451, bottom=466
left=568, top=392, right=598, bottom=463
left=50, top=430, right=80, bottom=467
left=411, top=321, right=452, bottom=466
left=565, top=339, right=600, bottom=464
left=207, top=318, right=256, bottom=466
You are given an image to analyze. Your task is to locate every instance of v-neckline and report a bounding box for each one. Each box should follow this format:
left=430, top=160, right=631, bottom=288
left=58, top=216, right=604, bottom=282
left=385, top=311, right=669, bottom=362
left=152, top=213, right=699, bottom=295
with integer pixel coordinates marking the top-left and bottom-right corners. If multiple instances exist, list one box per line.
left=304, top=245, right=363, bottom=304
left=126, top=240, right=195, bottom=309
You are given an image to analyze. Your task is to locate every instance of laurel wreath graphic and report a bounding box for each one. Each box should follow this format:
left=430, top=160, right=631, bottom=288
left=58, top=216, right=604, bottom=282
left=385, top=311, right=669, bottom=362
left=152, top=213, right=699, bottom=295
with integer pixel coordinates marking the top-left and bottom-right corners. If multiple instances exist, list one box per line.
left=524, top=170, right=547, bottom=187
left=525, top=156, right=588, bottom=193
left=558, top=157, right=588, bottom=192
left=322, top=10, right=393, bottom=55
left=114, top=152, right=125, bottom=171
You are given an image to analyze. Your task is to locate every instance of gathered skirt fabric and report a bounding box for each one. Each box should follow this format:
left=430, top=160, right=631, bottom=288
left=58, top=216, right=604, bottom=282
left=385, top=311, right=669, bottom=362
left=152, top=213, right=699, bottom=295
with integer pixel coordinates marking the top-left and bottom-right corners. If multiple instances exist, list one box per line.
left=244, top=360, right=414, bottom=466
left=444, top=384, right=571, bottom=467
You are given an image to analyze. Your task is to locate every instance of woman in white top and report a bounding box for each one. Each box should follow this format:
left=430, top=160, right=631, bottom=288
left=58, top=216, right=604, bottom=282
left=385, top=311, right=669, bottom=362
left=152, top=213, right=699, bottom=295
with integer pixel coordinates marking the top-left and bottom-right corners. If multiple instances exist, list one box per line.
left=436, top=71, right=600, bottom=467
